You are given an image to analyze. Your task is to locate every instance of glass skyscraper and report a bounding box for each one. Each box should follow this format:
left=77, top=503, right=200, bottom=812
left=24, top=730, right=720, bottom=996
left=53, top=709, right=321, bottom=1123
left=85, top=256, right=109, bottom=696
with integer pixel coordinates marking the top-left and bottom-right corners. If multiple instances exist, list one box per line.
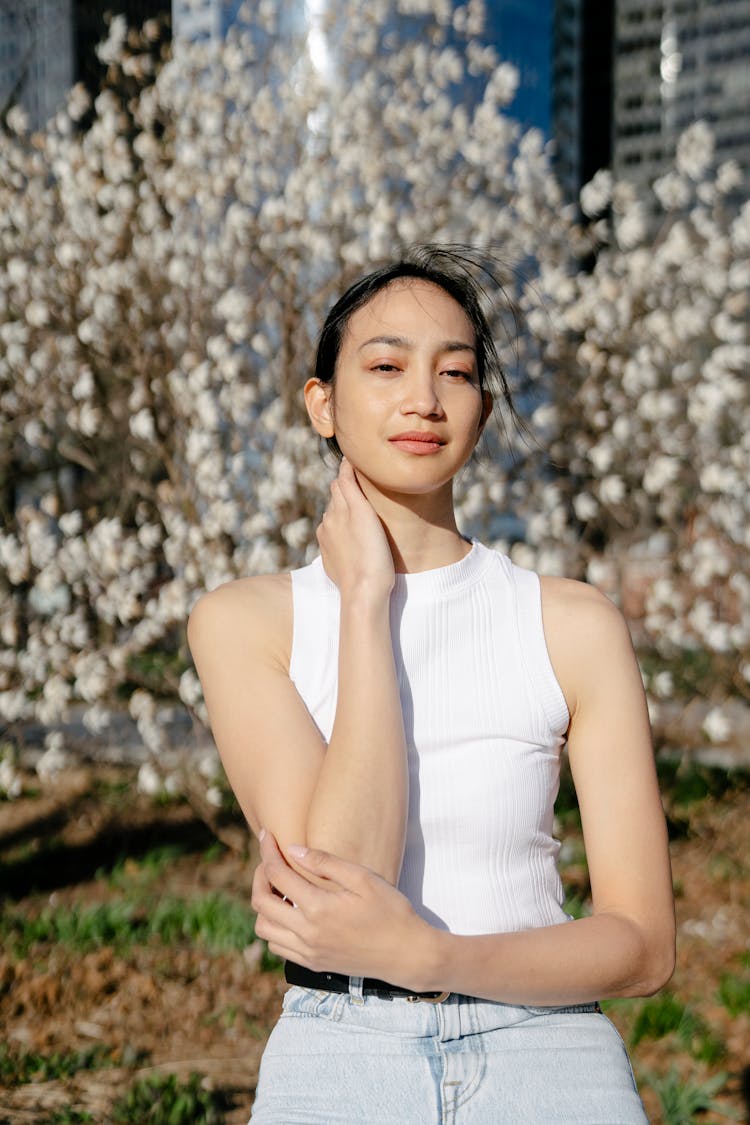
left=613, top=0, right=750, bottom=190
left=0, top=0, right=74, bottom=130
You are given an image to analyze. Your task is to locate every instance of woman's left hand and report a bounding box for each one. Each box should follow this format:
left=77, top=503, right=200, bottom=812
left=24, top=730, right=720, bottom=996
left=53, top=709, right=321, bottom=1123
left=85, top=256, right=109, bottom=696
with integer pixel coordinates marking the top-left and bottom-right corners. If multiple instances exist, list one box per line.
left=252, top=831, right=432, bottom=989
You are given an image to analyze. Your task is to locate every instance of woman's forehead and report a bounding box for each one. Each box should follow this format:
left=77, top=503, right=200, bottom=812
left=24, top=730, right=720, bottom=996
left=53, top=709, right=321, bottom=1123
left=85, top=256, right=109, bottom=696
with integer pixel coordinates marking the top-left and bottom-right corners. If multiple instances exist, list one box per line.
left=343, top=280, right=475, bottom=347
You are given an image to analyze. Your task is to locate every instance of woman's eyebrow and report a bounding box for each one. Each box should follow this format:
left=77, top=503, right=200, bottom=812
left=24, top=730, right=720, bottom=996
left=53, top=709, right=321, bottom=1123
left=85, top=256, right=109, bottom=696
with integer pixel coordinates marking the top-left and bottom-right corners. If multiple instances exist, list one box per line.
left=358, top=335, right=476, bottom=353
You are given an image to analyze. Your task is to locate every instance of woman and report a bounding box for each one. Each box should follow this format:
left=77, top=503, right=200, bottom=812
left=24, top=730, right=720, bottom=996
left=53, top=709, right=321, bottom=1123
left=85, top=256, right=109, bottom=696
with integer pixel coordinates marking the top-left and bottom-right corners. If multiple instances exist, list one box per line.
left=188, top=247, right=675, bottom=1123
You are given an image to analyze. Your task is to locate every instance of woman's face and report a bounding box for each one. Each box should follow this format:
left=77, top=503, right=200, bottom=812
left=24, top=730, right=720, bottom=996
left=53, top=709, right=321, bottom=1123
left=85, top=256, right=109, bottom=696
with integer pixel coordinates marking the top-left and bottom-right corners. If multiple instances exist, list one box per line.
left=306, top=280, right=491, bottom=498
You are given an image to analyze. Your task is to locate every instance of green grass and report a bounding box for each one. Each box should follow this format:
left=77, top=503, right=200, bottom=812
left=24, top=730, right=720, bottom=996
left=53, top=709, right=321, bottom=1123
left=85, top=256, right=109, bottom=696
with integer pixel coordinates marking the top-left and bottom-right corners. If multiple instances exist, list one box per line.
left=717, top=969, right=750, bottom=1018
left=97, top=844, right=192, bottom=889
left=201, top=841, right=227, bottom=864
left=122, top=648, right=188, bottom=699
left=631, top=994, right=726, bottom=1064
left=640, top=1068, right=739, bottom=1124
left=655, top=758, right=749, bottom=810
left=0, top=891, right=262, bottom=958
left=43, top=1111, right=95, bottom=1124
left=556, top=757, right=750, bottom=834
left=111, top=1071, right=229, bottom=1124
left=0, top=1043, right=114, bottom=1087
left=554, top=761, right=581, bottom=829
left=562, top=893, right=589, bottom=920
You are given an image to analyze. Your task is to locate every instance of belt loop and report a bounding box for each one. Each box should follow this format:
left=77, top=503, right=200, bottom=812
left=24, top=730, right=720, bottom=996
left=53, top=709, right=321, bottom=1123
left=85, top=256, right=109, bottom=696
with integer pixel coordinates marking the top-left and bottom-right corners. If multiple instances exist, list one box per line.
left=348, top=975, right=365, bottom=1005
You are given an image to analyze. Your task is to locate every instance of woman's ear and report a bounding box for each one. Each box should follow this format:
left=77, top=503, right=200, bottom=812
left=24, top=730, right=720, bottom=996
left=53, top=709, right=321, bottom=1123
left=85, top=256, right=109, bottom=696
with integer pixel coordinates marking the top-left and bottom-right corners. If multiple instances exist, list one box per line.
left=304, top=377, right=335, bottom=438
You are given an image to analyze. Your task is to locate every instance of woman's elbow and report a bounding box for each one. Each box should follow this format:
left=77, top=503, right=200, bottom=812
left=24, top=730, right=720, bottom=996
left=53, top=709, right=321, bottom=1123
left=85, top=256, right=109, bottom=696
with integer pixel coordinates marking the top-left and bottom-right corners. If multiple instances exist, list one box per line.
left=621, top=925, right=676, bottom=997
left=643, top=937, right=676, bottom=995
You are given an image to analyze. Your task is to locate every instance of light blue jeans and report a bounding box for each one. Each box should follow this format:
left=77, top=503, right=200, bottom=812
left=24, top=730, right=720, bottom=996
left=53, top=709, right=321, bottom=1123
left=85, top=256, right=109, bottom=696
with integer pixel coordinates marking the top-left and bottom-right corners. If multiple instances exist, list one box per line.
left=250, top=983, right=648, bottom=1123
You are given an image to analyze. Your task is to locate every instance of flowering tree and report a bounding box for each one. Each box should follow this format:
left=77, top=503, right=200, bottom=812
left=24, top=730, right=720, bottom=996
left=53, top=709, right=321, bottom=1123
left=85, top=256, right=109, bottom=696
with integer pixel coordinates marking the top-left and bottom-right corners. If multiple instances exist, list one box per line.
left=0, top=1, right=746, bottom=804
left=0, top=2, right=577, bottom=797
left=518, top=124, right=750, bottom=740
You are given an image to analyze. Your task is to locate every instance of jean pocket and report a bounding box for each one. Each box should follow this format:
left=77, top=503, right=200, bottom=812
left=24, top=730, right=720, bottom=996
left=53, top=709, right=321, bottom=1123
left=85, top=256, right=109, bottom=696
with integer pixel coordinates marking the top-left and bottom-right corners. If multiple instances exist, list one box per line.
left=281, top=984, right=347, bottom=1021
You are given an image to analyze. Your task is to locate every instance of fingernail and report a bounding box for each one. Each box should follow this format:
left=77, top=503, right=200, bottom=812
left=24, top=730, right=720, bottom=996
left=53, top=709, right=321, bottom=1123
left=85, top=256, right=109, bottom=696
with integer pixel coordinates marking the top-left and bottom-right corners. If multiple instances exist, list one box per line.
left=259, top=828, right=266, bottom=842
left=287, top=844, right=308, bottom=859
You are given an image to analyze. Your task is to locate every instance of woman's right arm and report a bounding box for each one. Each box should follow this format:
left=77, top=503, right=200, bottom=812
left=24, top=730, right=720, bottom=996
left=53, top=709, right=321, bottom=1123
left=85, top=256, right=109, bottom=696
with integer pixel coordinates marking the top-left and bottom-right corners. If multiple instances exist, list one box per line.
left=187, top=461, right=408, bottom=883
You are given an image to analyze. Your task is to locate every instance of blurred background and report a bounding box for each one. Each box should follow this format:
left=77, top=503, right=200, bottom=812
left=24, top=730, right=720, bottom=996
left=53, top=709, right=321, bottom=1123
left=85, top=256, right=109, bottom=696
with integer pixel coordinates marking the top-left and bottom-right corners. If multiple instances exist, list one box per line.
left=0, top=2, right=748, bottom=1122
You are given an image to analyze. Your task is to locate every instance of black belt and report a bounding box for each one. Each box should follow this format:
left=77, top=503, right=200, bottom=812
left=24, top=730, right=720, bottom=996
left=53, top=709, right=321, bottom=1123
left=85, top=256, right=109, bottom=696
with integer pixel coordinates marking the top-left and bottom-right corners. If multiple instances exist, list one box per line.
left=284, top=960, right=450, bottom=1003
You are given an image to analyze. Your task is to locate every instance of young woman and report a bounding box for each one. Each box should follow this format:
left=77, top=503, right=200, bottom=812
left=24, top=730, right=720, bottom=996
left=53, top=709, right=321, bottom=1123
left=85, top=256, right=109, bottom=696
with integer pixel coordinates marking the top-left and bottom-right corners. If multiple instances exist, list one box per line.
left=188, top=248, right=675, bottom=1124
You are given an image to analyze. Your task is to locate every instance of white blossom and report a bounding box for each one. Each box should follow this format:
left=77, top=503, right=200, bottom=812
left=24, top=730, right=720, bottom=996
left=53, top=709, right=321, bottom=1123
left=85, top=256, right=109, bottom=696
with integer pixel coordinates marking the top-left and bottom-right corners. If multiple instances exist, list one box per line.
left=6, top=105, right=29, bottom=134
left=599, top=475, right=625, bottom=505
left=206, top=784, right=223, bottom=808
left=129, top=408, right=156, bottom=442
left=0, top=755, right=22, bottom=798
left=702, top=707, right=732, bottom=744
left=82, top=703, right=111, bottom=734
left=36, top=733, right=72, bottom=782
left=137, top=760, right=163, bottom=796
left=642, top=455, right=680, bottom=495
left=179, top=667, right=204, bottom=708
left=651, top=671, right=673, bottom=699
left=676, top=120, right=714, bottom=181
left=25, top=300, right=50, bottom=328
left=573, top=492, right=598, bottom=521
left=579, top=169, right=612, bottom=218
left=654, top=170, right=693, bottom=212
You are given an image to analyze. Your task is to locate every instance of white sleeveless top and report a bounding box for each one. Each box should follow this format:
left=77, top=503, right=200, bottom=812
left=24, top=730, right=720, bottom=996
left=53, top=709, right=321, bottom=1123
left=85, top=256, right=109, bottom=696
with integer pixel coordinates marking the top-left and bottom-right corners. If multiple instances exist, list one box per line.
left=289, top=540, right=571, bottom=936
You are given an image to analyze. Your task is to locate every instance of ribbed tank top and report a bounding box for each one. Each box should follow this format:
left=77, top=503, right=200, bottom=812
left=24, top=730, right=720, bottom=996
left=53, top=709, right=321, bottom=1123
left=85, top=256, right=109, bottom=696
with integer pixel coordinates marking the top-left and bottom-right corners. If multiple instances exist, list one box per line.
left=289, top=540, right=571, bottom=936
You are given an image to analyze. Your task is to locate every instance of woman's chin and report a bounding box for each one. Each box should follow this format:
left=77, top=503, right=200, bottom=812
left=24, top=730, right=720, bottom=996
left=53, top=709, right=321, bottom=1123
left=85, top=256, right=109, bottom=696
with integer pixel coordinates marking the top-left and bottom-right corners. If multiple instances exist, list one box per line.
left=351, top=472, right=456, bottom=506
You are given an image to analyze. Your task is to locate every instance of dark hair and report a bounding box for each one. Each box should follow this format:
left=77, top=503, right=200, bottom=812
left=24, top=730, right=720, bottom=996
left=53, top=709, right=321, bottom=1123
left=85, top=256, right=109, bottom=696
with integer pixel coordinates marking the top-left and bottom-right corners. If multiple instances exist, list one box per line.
left=313, top=244, right=523, bottom=459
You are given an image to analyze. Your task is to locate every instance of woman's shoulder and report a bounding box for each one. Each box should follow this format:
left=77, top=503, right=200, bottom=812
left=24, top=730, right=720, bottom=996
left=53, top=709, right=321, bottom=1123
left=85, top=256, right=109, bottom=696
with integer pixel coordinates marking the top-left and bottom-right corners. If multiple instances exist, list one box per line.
left=187, top=572, right=293, bottom=666
left=191, top=571, right=292, bottom=615
left=539, top=574, right=626, bottom=636
left=539, top=575, right=636, bottom=712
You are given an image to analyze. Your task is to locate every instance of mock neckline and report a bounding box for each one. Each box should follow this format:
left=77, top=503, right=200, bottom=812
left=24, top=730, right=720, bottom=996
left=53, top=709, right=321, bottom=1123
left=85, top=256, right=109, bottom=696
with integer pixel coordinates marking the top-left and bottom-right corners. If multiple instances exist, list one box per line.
left=391, top=540, right=491, bottom=600
left=311, top=540, right=493, bottom=600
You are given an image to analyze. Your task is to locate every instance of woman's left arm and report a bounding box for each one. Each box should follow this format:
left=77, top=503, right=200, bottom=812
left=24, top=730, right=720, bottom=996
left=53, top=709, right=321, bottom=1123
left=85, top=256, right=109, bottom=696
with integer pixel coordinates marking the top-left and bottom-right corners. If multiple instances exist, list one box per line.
left=253, top=581, right=675, bottom=1006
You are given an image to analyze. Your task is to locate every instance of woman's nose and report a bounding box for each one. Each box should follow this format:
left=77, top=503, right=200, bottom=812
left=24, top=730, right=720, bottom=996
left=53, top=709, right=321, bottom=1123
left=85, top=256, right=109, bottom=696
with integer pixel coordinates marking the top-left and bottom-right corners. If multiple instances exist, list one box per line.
left=399, top=369, right=445, bottom=417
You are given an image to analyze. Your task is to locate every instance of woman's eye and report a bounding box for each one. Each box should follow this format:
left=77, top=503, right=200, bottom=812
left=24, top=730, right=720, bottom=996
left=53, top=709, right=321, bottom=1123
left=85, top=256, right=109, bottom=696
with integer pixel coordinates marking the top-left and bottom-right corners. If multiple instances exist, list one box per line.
left=442, top=369, right=471, bottom=380
left=372, top=363, right=401, bottom=373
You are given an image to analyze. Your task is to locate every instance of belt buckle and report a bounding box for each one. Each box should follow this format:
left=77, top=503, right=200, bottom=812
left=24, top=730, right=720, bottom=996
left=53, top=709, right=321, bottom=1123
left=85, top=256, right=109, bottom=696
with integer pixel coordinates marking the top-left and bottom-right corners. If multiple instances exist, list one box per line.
left=406, top=990, right=450, bottom=1004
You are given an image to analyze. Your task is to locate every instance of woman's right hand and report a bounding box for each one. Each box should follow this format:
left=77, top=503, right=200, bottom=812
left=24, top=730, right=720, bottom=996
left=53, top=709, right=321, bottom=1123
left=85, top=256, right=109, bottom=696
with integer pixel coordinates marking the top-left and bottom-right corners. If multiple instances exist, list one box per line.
left=316, top=458, right=395, bottom=602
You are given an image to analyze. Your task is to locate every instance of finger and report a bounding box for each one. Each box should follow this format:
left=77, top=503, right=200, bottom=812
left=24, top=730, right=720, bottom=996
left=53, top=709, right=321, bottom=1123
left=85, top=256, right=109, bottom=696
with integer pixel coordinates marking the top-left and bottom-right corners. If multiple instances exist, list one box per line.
left=341, top=458, right=367, bottom=494
left=286, top=843, right=371, bottom=893
left=252, top=860, right=293, bottom=912
left=255, top=923, right=314, bottom=968
left=336, top=458, right=363, bottom=498
left=254, top=884, right=304, bottom=928
left=251, top=858, right=272, bottom=898
left=253, top=910, right=304, bottom=957
left=325, top=479, right=348, bottom=514
left=251, top=862, right=276, bottom=914
left=260, top=832, right=328, bottom=903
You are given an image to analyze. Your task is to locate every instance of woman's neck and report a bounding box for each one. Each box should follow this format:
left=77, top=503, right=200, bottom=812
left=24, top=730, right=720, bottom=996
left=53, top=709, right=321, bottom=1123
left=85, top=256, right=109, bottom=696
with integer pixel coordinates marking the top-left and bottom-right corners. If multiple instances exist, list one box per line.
left=354, top=474, right=470, bottom=574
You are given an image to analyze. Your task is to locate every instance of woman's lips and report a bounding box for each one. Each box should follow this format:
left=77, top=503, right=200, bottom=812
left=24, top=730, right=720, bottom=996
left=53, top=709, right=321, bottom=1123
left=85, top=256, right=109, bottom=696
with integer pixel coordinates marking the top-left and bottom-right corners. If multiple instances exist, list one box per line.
left=388, top=432, right=445, bottom=455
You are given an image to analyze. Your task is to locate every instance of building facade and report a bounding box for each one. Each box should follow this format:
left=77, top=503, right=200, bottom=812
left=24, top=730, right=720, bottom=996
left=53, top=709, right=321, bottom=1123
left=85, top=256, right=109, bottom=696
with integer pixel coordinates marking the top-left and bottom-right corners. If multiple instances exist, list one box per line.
left=613, top=0, right=750, bottom=188
left=0, top=0, right=171, bottom=129
left=0, top=0, right=74, bottom=129
left=552, top=0, right=615, bottom=200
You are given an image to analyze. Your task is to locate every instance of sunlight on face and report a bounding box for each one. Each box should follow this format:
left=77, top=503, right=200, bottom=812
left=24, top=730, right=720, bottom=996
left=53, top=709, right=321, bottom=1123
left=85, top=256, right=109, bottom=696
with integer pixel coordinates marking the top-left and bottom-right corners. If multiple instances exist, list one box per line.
left=319, top=281, right=489, bottom=498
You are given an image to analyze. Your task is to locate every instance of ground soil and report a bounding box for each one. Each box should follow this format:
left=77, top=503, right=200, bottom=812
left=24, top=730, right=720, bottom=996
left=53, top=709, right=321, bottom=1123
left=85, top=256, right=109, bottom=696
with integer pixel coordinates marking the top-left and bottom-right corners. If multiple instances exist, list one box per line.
left=0, top=765, right=748, bottom=1124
